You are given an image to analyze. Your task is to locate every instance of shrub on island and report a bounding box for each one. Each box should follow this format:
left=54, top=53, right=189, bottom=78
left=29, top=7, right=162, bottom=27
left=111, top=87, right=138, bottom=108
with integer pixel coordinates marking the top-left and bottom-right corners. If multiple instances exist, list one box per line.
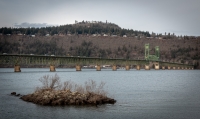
left=20, top=74, right=116, bottom=106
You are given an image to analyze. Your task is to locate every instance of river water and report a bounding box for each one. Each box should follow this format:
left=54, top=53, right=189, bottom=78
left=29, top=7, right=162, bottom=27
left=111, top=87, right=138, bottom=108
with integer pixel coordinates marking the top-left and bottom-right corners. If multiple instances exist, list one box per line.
left=0, top=68, right=200, bottom=119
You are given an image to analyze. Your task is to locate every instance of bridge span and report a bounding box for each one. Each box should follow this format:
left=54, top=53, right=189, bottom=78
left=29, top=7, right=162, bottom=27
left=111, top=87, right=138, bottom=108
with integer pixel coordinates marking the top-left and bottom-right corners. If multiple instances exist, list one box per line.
left=0, top=54, right=194, bottom=72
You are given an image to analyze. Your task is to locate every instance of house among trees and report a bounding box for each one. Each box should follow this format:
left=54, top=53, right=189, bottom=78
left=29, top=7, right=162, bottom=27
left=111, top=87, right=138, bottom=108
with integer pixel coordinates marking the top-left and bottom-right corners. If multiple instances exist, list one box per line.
left=123, top=35, right=127, bottom=37
left=111, top=35, right=117, bottom=37
left=0, top=20, right=198, bottom=41
left=17, top=33, right=23, bottom=35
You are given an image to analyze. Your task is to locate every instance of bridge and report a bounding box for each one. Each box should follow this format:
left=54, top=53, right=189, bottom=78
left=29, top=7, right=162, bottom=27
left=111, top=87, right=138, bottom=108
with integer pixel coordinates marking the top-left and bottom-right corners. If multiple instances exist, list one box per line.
left=0, top=54, right=194, bottom=72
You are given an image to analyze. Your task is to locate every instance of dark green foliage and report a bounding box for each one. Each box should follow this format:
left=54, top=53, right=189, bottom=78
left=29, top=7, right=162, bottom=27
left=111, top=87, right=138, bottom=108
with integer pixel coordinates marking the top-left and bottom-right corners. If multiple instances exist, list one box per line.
left=0, top=41, right=20, bottom=53
left=0, top=21, right=150, bottom=37
left=71, top=41, right=94, bottom=57
left=192, top=53, right=200, bottom=60
left=118, top=47, right=121, bottom=51
left=38, top=40, right=64, bottom=55
left=99, top=49, right=106, bottom=58
left=170, top=47, right=196, bottom=59
left=122, top=45, right=127, bottom=52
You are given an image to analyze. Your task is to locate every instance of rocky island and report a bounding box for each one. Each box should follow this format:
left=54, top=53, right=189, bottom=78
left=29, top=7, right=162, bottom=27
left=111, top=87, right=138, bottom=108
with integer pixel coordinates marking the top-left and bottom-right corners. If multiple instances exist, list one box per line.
left=20, top=74, right=116, bottom=106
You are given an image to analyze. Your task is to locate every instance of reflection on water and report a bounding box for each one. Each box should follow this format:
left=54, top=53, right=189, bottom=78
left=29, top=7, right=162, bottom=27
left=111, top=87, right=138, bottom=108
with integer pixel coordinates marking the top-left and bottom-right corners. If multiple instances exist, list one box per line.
left=0, top=68, right=200, bottom=119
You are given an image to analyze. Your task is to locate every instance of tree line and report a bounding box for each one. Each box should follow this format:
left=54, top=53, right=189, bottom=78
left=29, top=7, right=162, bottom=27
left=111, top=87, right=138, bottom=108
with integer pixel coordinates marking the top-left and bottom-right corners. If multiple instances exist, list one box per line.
left=0, top=21, right=150, bottom=37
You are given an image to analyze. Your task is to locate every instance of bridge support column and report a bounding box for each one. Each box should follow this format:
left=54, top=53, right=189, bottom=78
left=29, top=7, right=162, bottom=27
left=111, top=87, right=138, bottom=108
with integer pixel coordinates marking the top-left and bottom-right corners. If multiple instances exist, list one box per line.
left=162, top=66, right=165, bottom=70
left=145, top=65, right=150, bottom=70
left=182, top=67, right=184, bottom=70
left=14, top=65, right=21, bottom=72
left=76, top=65, right=81, bottom=71
left=96, top=65, right=101, bottom=71
left=50, top=65, right=56, bottom=72
left=125, top=65, right=130, bottom=70
left=136, top=65, right=140, bottom=70
left=168, top=66, right=171, bottom=70
left=177, top=67, right=180, bottom=70
left=154, top=63, right=159, bottom=70
left=173, top=67, right=176, bottom=70
left=112, top=65, right=117, bottom=71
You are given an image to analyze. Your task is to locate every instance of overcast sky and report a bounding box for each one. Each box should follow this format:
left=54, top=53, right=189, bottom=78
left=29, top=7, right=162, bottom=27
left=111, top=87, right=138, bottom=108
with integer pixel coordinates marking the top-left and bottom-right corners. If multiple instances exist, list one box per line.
left=0, top=0, right=200, bottom=36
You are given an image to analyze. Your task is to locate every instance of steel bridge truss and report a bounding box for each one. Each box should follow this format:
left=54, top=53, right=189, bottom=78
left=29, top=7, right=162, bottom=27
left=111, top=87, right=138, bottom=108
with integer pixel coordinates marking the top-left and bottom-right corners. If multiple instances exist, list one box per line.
left=0, top=54, right=194, bottom=69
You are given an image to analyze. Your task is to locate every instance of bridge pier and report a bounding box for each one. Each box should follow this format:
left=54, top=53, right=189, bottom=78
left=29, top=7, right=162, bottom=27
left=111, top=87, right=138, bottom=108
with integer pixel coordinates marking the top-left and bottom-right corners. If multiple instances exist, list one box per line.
left=112, top=65, right=117, bottom=71
left=162, top=66, right=165, bottom=70
left=50, top=65, right=56, bottom=72
left=14, top=65, right=21, bottom=72
left=173, top=67, right=176, bottom=70
left=1, top=55, right=194, bottom=72
left=76, top=65, right=81, bottom=71
left=136, top=65, right=140, bottom=70
left=125, top=65, right=130, bottom=70
left=96, top=65, right=101, bottom=71
left=145, top=65, right=150, bottom=70
left=177, top=67, right=180, bottom=70
left=154, top=63, right=159, bottom=70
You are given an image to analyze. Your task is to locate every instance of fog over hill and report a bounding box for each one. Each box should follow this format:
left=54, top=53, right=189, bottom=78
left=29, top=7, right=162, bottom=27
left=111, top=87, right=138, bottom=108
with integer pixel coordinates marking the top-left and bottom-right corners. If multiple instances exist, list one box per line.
left=14, top=22, right=57, bottom=28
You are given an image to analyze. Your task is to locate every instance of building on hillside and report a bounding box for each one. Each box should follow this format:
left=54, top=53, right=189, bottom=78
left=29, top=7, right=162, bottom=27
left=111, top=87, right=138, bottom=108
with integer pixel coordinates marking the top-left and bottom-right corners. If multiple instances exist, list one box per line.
left=111, top=35, right=117, bottom=37
left=151, top=32, right=156, bottom=37
left=123, top=35, right=127, bottom=37
left=59, top=33, right=65, bottom=36
left=146, top=37, right=153, bottom=39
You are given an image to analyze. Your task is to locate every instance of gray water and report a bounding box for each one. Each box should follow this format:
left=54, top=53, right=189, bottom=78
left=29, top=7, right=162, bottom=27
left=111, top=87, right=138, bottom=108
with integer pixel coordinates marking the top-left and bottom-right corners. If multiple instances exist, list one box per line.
left=0, top=68, right=200, bottom=119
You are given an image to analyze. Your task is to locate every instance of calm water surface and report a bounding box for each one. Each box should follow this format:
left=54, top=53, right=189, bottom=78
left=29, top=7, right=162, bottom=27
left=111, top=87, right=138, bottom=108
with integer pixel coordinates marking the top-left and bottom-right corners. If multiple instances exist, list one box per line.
left=0, top=68, right=200, bottom=119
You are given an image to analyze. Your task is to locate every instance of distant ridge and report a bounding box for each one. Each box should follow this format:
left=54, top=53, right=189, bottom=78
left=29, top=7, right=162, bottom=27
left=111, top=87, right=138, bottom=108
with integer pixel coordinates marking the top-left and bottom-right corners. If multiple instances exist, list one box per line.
left=0, top=20, right=150, bottom=37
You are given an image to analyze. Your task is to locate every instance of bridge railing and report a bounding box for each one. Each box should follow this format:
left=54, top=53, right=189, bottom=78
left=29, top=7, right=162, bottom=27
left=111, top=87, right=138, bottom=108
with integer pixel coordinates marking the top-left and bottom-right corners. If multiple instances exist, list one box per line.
left=0, top=54, right=194, bottom=69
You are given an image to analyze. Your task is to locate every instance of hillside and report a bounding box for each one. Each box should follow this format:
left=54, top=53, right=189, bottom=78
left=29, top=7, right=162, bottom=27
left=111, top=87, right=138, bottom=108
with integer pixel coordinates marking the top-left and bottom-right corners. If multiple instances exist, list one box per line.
left=0, top=21, right=199, bottom=68
left=0, top=21, right=150, bottom=37
left=0, top=34, right=200, bottom=67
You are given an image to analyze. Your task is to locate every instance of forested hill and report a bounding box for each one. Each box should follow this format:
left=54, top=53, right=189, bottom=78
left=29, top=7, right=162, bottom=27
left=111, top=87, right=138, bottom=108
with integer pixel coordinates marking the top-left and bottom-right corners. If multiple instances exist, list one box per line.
left=0, top=21, right=199, bottom=68
left=0, top=21, right=150, bottom=37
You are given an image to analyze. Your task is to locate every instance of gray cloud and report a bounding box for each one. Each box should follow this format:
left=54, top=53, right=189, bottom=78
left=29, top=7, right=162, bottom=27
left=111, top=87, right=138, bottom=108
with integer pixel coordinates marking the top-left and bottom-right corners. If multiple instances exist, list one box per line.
left=0, top=0, right=200, bottom=36
left=14, top=22, right=58, bottom=28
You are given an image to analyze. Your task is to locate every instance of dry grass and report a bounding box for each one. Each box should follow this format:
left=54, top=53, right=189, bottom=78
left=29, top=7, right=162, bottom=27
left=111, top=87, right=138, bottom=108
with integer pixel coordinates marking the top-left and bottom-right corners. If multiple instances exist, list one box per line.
left=37, top=74, right=107, bottom=96
left=85, top=80, right=107, bottom=96
left=38, top=74, right=61, bottom=90
left=22, top=74, right=116, bottom=106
